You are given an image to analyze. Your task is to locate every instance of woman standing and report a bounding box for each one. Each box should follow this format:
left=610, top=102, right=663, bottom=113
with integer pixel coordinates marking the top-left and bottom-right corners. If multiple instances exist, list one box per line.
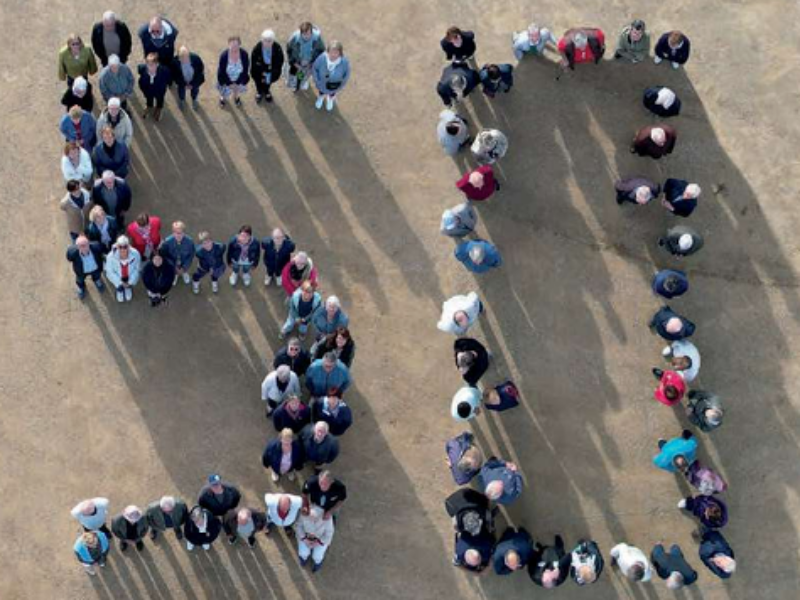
left=60, top=180, right=93, bottom=241
left=312, top=327, right=356, bottom=368
left=60, top=76, right=94, bottom=112
left=126, top=212, right=162, bottom=261
left=142, top=249, right=175, bottom=307
left=170, top=46, right=205, bottom=110
left=61, top=142, right=94, bottom=186
left=262, top=428, right=305, bottom=483
left=251, top=30, right=285, bottom=103
left=96, top=97, right=134, bottom=146
left=312, top=41, right=351, bottom=112
left=58, top=34, right=98, bottom=84
left=184, top=505, right=222, bottom=551
left=73, top=531, right=109, bottom=576
left=137, top=52, right=171, bottom=121
left=59, top=106, right=97, bottom=151
left=281, top=252, right=318, bottom=296
left=86, top=205, right=119, bottom=253
left=217, top=36, right=250, bottom=108
left=104, top=235, right=142, bottom=303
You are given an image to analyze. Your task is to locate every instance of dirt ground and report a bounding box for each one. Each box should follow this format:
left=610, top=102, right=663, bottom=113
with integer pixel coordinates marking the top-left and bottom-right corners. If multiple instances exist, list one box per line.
left=1, top=0, right=799, bottom=598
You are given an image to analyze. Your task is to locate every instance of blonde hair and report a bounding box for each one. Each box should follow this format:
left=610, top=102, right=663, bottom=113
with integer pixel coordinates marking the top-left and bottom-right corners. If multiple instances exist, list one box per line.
left=280, top=428, right=294, bottom=442
left=81, top=532, right=99, bottom=548
left=198, top=231, right=211, bottom=242
left=172, top=221, right=186, bottom=233
left=89, top=205, right=107, bottom=222
left=68, top=105, right=83, bottom=120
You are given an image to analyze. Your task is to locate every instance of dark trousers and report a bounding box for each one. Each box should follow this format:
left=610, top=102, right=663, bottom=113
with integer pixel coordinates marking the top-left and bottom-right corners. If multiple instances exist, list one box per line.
left=83, top=523, right=113, bottom=538
left=76, top=269, right=103, bottom=290
left=145, top=94, right=165, bottom=108
left=176, top=84, right=200, bottom=101
left=193, top=264, right=226, bottom=282
left=255, top=76, right=274, bottom=96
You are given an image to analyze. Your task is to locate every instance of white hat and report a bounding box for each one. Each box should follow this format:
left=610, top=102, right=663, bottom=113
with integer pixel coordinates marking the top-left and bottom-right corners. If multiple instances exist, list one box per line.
left=656, top=87, right=676, bottom=109
left=678, top=234, right=694, bottom=251
left=261, top=29, right=275, bottom=41
left=651, top=128, right=666, bottom=145
left=72, top=77, right=88, bottom=93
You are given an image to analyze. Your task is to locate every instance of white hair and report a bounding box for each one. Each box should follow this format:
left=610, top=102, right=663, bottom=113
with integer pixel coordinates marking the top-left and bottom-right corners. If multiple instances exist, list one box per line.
left=102, top=170, right=116, bottom=181
left=102, top=11, right=116, bottom=23
left=678, top=234, right=694, bottom=251
left=666, top=572, right=684, bottom=590
left=468, top=244, right=486, bottom=264
left=315, top=421, right=330, bottom=434
left=326, top=296, right=341, bottom=309
left=72, top=77, right=88, bottom=93
left=527, top=23, right=539, bottom=34
left=108, top=97, right=121, bottom=108
left=656, top=87, right=676, bottom=109
left=574, top=32, right=588, bottom=47
left=160, top=496, right=175, bottom=510
left=685, top=184, right=702, bottom=198
left=261, top=29, right=275, bottom=42
left=108, top=54, right=121, bottom=66
left=651, top=127, right=667, bottom=144
left=276, top=364, right=291, bottom=381
left=116, top=235, right=131, bottom=247
left=722, top=559, right=736, bottom=573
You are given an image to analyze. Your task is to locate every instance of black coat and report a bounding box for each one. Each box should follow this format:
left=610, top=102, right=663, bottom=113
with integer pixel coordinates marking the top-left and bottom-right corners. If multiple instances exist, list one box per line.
left=138, top=64, right=172, bottom=98
left=184, top=507, right=221, bottom=546
left=663, top=179, right=697, bottom=218
left=170, top=53, right=206, bottom=88
left=66, top=243, right=105, bottom=278
left=217, top=49, right=251, bottom=86
left=311, top=398, right=354, bottom=436
left=655, top=34, right=691, bottom=64
left=661, top=226, right=704, bottom=257
left=91, top=180, right=132, bottom=220
left=262, top=438, right=305, bottom=473
left=441, top=31, right=476, bottom=62
left=138, top=20, right=179, bottom=65
left=313, top=338, right=356, bottom=369
left=437, top=64, right=480, bottom=106
left=650, top=306, right=696, bottom=341
left=142, top=261, right=175, bottom=295
left=198, top=483, right=241, bottom=517
left=61, top=85, right=94, bottom=112
left=272, top=402, right=311, bottom=433
left=262, top=237, right=296, bottom=277
left=699, top=530, right=734, bottom=579
left=250, top=41, right=285, bottom=84
left=86, top=216, right=120, bottom=252
left=643, top=87, right=681, bottom=117
left=222, top=508, right=267, bottom=537
left=529, top=537, right=571, bottom=588
left=273, top=346, right=311, bottom=377
left=92, top=20, right=133, bottom=65
left=454, top=338, right=489, bottom=387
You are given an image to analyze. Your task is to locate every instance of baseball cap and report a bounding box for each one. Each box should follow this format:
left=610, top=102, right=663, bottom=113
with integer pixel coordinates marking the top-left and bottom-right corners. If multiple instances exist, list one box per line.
left=208, top=474, right=221, bottom=484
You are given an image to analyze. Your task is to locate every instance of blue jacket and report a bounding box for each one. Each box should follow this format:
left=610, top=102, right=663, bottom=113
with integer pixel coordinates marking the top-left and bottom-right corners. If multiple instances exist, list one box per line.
left=92, top=140, right=130, bottom=178
left=653, top=435, right=698, bottom=472
left=652, top=544, right=698, bottom=585
left=312, top=308, right=349, bottom=338
left=170, top=52, right=205, bottom=88
left=650, top=306, right=695, bottom=341
left=138, top=64, right=171, bottom=98
left=454, top=240, right=502, bottom=273
left=664, top=179, right=697, bottom=218
left=479, top=64, right=514, bottom=96
left=311, top=397, right=353, bottom=436
left=699, top=531, right=734, bottom=579
left=312, top=53, right=351, bottom=93
left=138, top=19, right=179, bottom=65
left=287, top=288, right=323, bottom=322
left=217, top=49, right=251, bottom=86
left=652, top=269, right=689, bottom=299
left=66, top=243, right=106, bottom=278
left=305, top=358, right=351, bottom=397
left=226, top=236, right=260, bottom=267
left=478, top=458, right=523, bottom=505
left=91, top=178, right=132, bottom=219
left=59, top=112, right=97, bottom=150
left=196, top=242, right=226, bottom=271
left=262, top=438, right=304, bottom=473
left=446, top=431, right=480, bottom=485
left=161, top=234, right=195, bottom=270
left=493, top=528, right=534, bottom=575
left=262, top=236, right=295, bottom=277
left=655, top=34, right=691, bottom=64
left=300, top=425, right=340, bottom=465
left=74, top=531, right=110, bottom=565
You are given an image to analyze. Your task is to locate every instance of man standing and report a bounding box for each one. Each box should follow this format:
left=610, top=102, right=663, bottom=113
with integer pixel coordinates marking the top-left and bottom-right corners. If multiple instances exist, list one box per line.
left=71, top=497, right=112, bottom=537
left=662, top=179, right=701, bottom=218
left=223, top=507, right=267, bottom=547
left=492, top=527, right=534, bottom=575
left=478, top=458, right=523, bottom=505
left=91, top=11, right=133, bottom=66
left=437, top=292, right=483, bottom=335
left=454, top=240, right=502, bottom=274
left=306, top=352, right=351, bottom=399
left=302, top=471, right=347, bottom=521
left=145, top=495, right=187, bottom=541
left=91, top=171, right=132, bottom=226
left=631, top=125, right=677, bottom=159
left=138, top=16, right=179, bottom=66
left=273, top=337, right=312, bottom=377
left=300, top=422, right=340, bottom=470
left=650, top=306, right=696, bottom=341
left=264, top=492, right=303, bottom=534
left=699, top=530, right=736, bottom=579
left=66, top=235, right=106, bottom=299
left=529, top=535, right=571, bottom=588
left=610, top=542, right=652, bottom=582
left=659, top=225, right=704, bottom=258
left=652, top=269, right=689, bottom=299
left=652, top=543, right=698, bottom=589
left=687, top=390, right=724, bottom=432
left=198, top=474, right=241, bottom=517
left=111, top=505, right=149, bottom=552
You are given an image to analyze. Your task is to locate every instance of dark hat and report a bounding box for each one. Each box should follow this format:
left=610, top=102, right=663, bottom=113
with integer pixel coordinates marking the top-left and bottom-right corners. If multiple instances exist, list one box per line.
left=208, top=474, right=221, bottom=484
left=631, top=19, right=646, bottom=31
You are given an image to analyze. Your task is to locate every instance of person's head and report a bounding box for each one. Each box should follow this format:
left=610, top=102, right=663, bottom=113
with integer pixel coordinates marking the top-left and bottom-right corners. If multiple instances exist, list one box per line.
left=101, top=125, right=115, bottom=146
left=468, top=170, right=485, bottom=188
left=482, top=387, right=500, bottom=405
left=651, top=127, right=667, bottom=146
left=705, top=408, right=723, bottom=427
left=172, top=220, right=186, bottom=241
left=322, top=351, right=338, bottom=373
left=335, top=327, right=351, bottom=349
left=663, top=274, right=682, bottom=293
left=574, top=31, right=588, bottom=49
left=72, top=77, right=88, bottom=97
left=102, top=11, right=117, bottom=31
left=664, top=385, right=681, bottom=401
left=178, top=46, right=191, bottom=63
left=486, top=64, right=501, bottom=81
left=287, top=337, right=302, bottom=356
left=159, top=496, right=175, bottom=513
left=327, top=41, right=343, bottom=61
left=678, top=233, right=694, bottom=252
left=299, top=22, right=314, bottom=40
left=635, top=186, right=652, bottom=204
left=90, top=205, right=107, bottom=225
left=656, top=87, right=676, bottom=108
left=326, top=393, right=341, bottom=409
left=151, top=250, right=164, bottom=267
left=81, top=531, right=99, bottom=549
left=665, top=317, right=684, bottom=334
left=300, top=280, right=315, bottom=302
left=705, top=503, right=723, bottom=524
left=237, top=225, right=252, bottom=245
left=107, top=97, right=121, bottom=117
left=79, top=500, right=97, bottom=515
left=711, top=554, right=736, bottom=574
left=208, top=473, right=223, bottom=494
left=69, top=105, right=83, bottom=124
left=484, top=480, right=505, bottom=500
left=684, top=184, right=702, bottom=199
left=236, top=508, right=252, bottom=525
left=577, top=564, right=597, bottom=583
left=325, top=296, right=341, bottom=317
left=108, top=54, right=121, bottom=72
left=671, top=355, right=691, bottom=371
left=318, top=470, right=334, bottom=491
left=453, top=310, right=469, bottom=329
left=135, top=212, right=150, bottom=228
left=527, top=23, right=541, bottom=44
left=463, top=549, right=481, bottom=567
left=146, top=52, right=159, bottom=70
left=261, top=29, right=275, bottom=47
left=123, top=505, right=142, bottom=523
left=76, top=235, right=91, bottom=254
left=542, top=567, right=561, bottom=588
left=308, top=506, right=324, bottom=521
left=190, top=506, right=206, bottom=525
left=445, top=26, right=462, bottom=45
left=65, top=141, right=80, bottom=160
left=198, top=231, right=213, bottom=250
left=456, top=351, right=476, bottom=371
left=228, top=36, right=242, bottom=52
left=673, top=454, right=689, bottom=470
left=272, top=228, right=286, bottom=245
left=277, top=494, right=292, bottom=514
left=628, top=562, right=646, bottom=581
left=276, top=364, right=291, bottom=384
left=66, top=33, right=84, bottom=52
left=456, top=445, right=483, bottom=472
left=668, top=31, right=685, bottom=49
left=313, top=421, right=330, bottom=442
left=468, top=244, right=486, bottom=265
left=286, top=394, right=301, bottom=411
left=501, top=549, right=521, bottom=570
left=115, top=235, right=130, bottom=258
left=449, top=73, right=467, bottom=98
left=67, top=179, right=82, bottom=195
left=149, top=16, right=164, bottom=36
left=102, top=170, right=116, bottom=188
left=630, top=19, right=646, bottom=41
left=294, top=251, right=309, bottom=268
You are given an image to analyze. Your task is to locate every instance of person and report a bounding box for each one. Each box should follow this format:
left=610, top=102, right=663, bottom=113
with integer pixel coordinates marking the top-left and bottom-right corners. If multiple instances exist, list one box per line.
left=652, top=269, right=689, bottom=300
left=262, top=228, right=295, bottom=286
left=74, top=531, right=110, bottom=576
left=281, top=281, right=323, bottom=341
left=193, top=231, right=227, bottom=294
left=610, top=542, right=652, bottom=582
left=111, top=505, right=149, bottom=552
left=306, top=352, right=351, bottom=399
left=66, top=236, right=105, bottom=299
left=570, top=539, right=604, bottom=585
left=96, top=98, right=133, bottom=147
left=310, top=393, right=353, bottom=437
left=138, top=16, right=179, bottom=66
left=126, top=212, right=162, bottom=261
left=615, top=19, right=650, bottom=63
left=653, top=430, right=697, bottom=473
left=145, top=496, right=187, bottom=541
left=226, top=224, right=260, bottom=287
left=650, top=305, right=696, bottom=341
left=104, top=235, right=141, bottom=303
left=454, top=338, right=490, bottom=386
left=142, top=249, right=175, bottom=307
left=93, top=125, right=131, bottom=178
left=301, top=421, right=340, bottom=469
left=60, top=77, right=94, bottom=112
left=451, top=386, right=482, bottom=421
left=662, top=179, right=701, bottom=218
left=98, top=56, right=135, bottom=111
left=86, top=205, right=119, bottom=253
left=437, top=63, right=480, bottom=107
left=272, top=394, right=311, bottom=433
left=437, top=109, right=471, bottom=156
left=453, top=526, right=495, bottom=574
left=483, top=380, right=520, bottom=412
left=643, top=86, right=681, bottom=117
left=281, top=251, right=318, bottom=296
left=296, top=506, right=335, bottom=572
left=92, top=11, right=133, bottom=66
left=60, top=180, right=93, bottom=241
left=654, top=31, right=691, bottom=69
left=263, top=427, right=305, bottom=483
left=62, top=141, right=94, bottom=186
left=687, top=390, right=724, bottom=432
left=631, top=125, right=677, bottom=159
left=471, top=129, right=508, bottom=164
left=184, top=505, right=222, bottom=551
left=454, top=240, right=502, bottom=274
left=479, top=457, right=523, bottom=505
left=264, top=493, right=303, bottom=534
left=444, top=488, right=494, bottom=537
left=479, top=63, right=514, bottom=97
left=651, top=369, right=686, bottom=406
left=661, top=339, right=701, bottom=382
left=92, top=171, right=132, bottom=226
left=161, top=221, right=194, bottom=285
left=557, top=28, right=605, bottom=71
left=217, top=36, right=250, bottom=108
left=71, top=497, right=112, bottom=536
left=273, top=338, right=312, bottom=377
left=312, top=41, right=351, bottom=112
left=58, top=34, right=98, bottom=84
left=261, top=364, right=301, bottom=415
left=312, top=297, right=349, bottom=344
left=138, top=52, right=171, bottom=120
left=437, top=291, right=482, bottom=335
left=512, top=23, right=557, bottom=59
left=251, top=29, right=285, bottom=103
left=679, top=495, right=728, bottom=529
left=445, top=431, right=483, bottom=485
left=651, top=543, right=697, bottom=589
left=286, top=22, right=325, bottom=92
left=170, top=46, right=205, bottom=110
left=699, top=529, right=736, bottom=579
left=493, top=527, right=533, bottom=575
left=441, top=27, right=476, bottom=63
left=301, top=471, right=347, bottom=520
left=441, top=202, right=478, bottom=238
left=224, top=507, right=267, bottom=547
left=658, top=225, right=704, bottom=257
left=685, top=461, right=728, bottom=496
left=530, top=535, right=571, bottom=588
left=59, top=106, right=97, bottom=151
left=312, top=327, right=356, bottom=369
left=198, top=474, right=242, bottom=517
left=456, top=166, right=500, bottom=202
left=614, top=176, right=660, bottom=206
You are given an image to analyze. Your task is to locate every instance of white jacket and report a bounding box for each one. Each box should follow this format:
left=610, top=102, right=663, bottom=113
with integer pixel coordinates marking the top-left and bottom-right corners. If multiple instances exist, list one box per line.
left=437, top=292, right=481, bottom=335
left=104, top=245, right=142, bottom=288
left=261, top=371, right=301, bottom=403
left=295, top=512, right=334, bottom=547
left=96, top=109, right=134, bottom=147
left=61, top=148, right=94, bottom=183
left=665, top=340, right=701, bottom=382
left=610, top=543, right=652, bottom=582
left=264, top=494, right=302, bottom=527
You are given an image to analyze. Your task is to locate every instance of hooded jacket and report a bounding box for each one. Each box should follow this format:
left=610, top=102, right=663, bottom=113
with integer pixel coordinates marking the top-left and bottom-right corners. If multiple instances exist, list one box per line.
left=104, top=244, right=142, bottom=288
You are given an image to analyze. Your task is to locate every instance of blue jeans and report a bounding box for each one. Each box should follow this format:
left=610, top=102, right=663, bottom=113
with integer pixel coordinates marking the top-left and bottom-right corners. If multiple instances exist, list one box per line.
left=193, top=264, right=226, bottom=282
left=282, top=315, right=309, bottom=336
left=231, top=263, right=252, bottom=274
left=76, top=270, right=103, bottom=290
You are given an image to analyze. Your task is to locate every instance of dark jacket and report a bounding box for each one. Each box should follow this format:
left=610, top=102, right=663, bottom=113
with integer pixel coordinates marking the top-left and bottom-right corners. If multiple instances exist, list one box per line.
left=262, top=438, right=305, bottom=473
left=67, top=243, right=106, bottom=278
left=222, top=508, right=267, bottom=537
left=262, top=237, right=296, bottom=278
left=198, top=483, right=241, bottom=517
left=643, top=86, right=682, bottom=117
left=632, top=125, right=677, bottom=159
left=687, top=390, right=724, bottom=432
left=92, top=20, right=133, bottom=65
left=664, top=179, right=697, bottom=217
left=615, top=176, right=660, bottom=205
left=455, top=529, right=494, bottom=572
left=273, top=345, right=311, bottom=377
left=138, top=64, right=171, bottom=98
left=446, top=431, right=480, bottom=485
left=111, top=515, right=148, bottom=541
left=184, top=507, right=221, bottom=546
left=138, top=20, right=179, bottom=65
left=312, top=337, right=356, bottom=369
left=441, top=31, right=476, bottom=62
left=217, top=49, right=251, bottom=86
left=652, top=269, right=689, bottom=299
left=650, top=306, right=696, bottom=341
left=454, top=338, right=490, bottom=387
left=91, top=179, right=132, bottom=219
left=61, top=86, right=94, bottom=112
left=479, top=64, right=513, bottom=97
left=300, top=425, right=340, bottom=465
left=142, top=260, right=175, bottom=296
left=272, top=401, right=311, bottom=433
left=655, top=33, right=691, bottom=64
left=661, top=225, right=704, bottom=257
left=93, top=140, right=130, bottom=178
left=437, top=64, right=480, bottom=106
left=493, top=527, right=534, bottom=575
left=251, top=41, right=285, bottom=85
left=684, top=495, right=728, bottom=529
left=170, top=53, right=205, bottom=88
left=227, top=236, right=261, bottom=267
left=444, top=488, right=492, bottom=534
left=699, top=530, right=734, bottom=579
left=570, top=540, right=605, bottom=585
left=145, top=499, right=188, bottom=532
left=86, top=216, right=120, bottom=252
left=529, top=537, right=571, bottom=587
left=651, top=544, right=698, bottom=585
left=196, top=242, right=226, bottom=271
left=311, top=398, right=354, bottom=436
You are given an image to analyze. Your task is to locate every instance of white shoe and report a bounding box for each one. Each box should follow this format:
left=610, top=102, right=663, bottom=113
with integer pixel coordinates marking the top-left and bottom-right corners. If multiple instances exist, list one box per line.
left=325, top=95, right=335, bottom=112
left=315, top=95, right=324, bottom=110
left=653, top=56, right=663, bottom=64
left=192, top=281, right=200, bottom=295
left=287, top=471, right=295, bottom=481
left=182, top=272, right=191, bottom=284
left=271, top=472, right=280, bottom=483
left=301, top=78, right=310, bottom=91
left=202, top=544, right=210, bottom=551
left=124, top=287, right=133, bottom=302
left=212, top=281, right=219, bottom=294
left=671, top=61, right=680, bottom=70
left=229, top=272, right=238, bottom=286
left=243, top=273, right=252, bottom=287
left=116, top=290, right=125, bottom=303
left=85, top=566, right=97, bottom=576
left=186, top=542, right=195, bottom=551
left=264, top=275, right=273, bottom=286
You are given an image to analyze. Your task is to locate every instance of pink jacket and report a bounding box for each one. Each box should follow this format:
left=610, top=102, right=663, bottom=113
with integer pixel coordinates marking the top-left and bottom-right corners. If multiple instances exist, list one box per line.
left=281, top=259, right=318, bottom=296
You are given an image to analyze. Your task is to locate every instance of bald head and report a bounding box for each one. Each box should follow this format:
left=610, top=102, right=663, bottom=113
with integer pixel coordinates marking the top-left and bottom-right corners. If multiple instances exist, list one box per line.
left=577, top=564, right=596, bottom=583
left=666, top=572, right=685, bottom=590
left=504, top=550, right=521, bottom=570
left=712, top=555, right=736, bottom=573
left=651, top=127, right=667, bottom=146
left=485, top=480, right=504, bottom=500
left=278, top=495, right=292, bottom=513
left=464, top=549, right=481, bottom=567
left=237, top=508, right=252, bottom=525
left=542, top=567, right=561, bottom=588
left=665, top=317, right=684, bottom=334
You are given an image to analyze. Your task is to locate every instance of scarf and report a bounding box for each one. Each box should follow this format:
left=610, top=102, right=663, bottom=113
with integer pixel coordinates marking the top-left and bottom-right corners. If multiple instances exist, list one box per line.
left=138, top=224, right=154, bottom=257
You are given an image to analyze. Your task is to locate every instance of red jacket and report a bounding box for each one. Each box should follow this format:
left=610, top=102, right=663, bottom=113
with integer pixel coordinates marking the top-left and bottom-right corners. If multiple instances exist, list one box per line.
left=654, top=370, right=686, bottom=406
left=558, top=28, right=605, bottom=68
left=126, top=217, right=162, bottom=259
left=456, top=165, right=496, bottom=202
left=281, top=260, right=319, bottom=296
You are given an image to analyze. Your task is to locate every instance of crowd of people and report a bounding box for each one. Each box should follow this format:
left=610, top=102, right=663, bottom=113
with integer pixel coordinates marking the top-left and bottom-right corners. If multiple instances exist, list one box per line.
left=435, top=20, right=736, bottom=590
left=63, top=11, right=357, bottom=577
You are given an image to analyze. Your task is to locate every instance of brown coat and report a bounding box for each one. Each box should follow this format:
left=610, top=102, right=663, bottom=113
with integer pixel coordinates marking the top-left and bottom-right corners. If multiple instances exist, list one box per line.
left=631, top=125, right=677, bottom=159
left=60, top=190, right=93, bottom=236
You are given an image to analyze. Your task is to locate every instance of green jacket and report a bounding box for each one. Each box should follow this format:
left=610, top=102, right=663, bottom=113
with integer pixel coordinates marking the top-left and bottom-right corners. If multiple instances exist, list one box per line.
left=146, top=499, right=188, bottom=531
left=111, top=514, right=149, bottom=541
left=616, top=27, right=650, bottom=62
left=58, top=46, right=98, bottom=81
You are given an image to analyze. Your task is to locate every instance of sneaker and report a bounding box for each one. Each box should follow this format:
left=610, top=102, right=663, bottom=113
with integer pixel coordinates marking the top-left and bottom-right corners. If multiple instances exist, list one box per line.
left=264, top=275, right=273, bottom=286
left=212, top=281, right=219, bottom=294
left=312, top=560, right=324, bottom=573
left=671, top=61, right=680, bottom=70
left=136, top=540, right=144, bottom=551
left=192, top=99, right=200, bottom=110
left=301, top=78, right=310, bottom=91
left=202, top=544, right=210, bottom=551
left=243, top=273, right=251, bottom=287
left=94, top=280, right=105, bottom=292
left=325, top=95, right=335, bottom=111
left=116, top=290, right=125, bottom=303
left=234, top=97, right=242, bottom=107
left=287, top=471, right=295, bottom=482
left=315, top=95, right=325, bottom=110
left=653, top=56, right=663, bottom=64
left=76, top=287, right=86, bottom=299
left=299, top=555, right=309, bottom=567
left=271, top=471, right=280, bottom=483
left=183, top=272, right=191, bottom=284
left=255, top=94, right=263, bottom=104
left=124, top=287, right=133, bottom=302
left=229, top=272, right=238, bottom=287
left=186, top=542, right=195, bottom=551
left=85, top=566, right=97, bottom=576
left=192, top=281, right=200, bottom=295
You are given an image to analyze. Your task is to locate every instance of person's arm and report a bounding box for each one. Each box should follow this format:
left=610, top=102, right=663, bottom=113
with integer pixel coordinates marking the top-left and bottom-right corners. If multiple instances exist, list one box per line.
left=88, top=50, right=98, bottom=75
